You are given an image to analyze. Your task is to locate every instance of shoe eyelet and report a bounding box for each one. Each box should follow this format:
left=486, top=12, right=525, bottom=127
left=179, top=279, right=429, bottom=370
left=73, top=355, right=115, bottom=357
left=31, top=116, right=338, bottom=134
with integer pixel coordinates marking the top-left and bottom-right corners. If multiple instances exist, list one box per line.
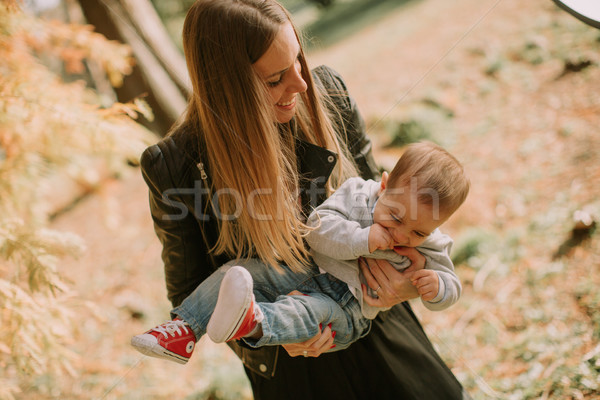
left=186, top=341, right=195, bottom=353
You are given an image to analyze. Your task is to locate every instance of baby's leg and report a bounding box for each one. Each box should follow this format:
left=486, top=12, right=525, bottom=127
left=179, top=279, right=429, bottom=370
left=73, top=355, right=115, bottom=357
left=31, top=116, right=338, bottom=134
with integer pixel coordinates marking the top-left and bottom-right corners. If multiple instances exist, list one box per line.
left=173, top=259, right=316, bottom=340
left=247, top=276, right=371, bottom=351
left=131, top=259, right=312, bottom=364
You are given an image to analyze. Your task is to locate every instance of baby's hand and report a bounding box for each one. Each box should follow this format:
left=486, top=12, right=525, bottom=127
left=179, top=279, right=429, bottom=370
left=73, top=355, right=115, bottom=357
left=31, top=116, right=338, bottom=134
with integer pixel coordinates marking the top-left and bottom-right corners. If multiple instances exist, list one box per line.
left=410, top=269, right=439, bottom=301
left=368, top=223, right=394, bottom=253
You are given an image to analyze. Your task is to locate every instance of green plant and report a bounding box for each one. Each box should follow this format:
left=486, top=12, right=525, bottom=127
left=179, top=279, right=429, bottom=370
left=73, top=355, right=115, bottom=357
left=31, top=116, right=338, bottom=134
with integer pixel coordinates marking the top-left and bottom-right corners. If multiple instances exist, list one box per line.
left=377, top=98, right=456, bottom=149
left=451, top=228, right=499, bottom=267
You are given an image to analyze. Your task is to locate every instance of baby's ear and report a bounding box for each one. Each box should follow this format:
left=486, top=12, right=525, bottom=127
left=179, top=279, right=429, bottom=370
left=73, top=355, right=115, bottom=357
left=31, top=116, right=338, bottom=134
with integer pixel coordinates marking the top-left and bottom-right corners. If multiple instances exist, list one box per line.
left=379, top=171, right=389, bottom=193
left=381, top=171, right=390, bottom=190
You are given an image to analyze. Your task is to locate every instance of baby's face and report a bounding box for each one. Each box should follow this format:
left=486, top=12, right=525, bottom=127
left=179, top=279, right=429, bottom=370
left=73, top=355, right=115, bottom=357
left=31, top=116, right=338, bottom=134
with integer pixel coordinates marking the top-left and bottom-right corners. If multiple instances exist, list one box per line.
left=372, top=187, right=449, bottom=248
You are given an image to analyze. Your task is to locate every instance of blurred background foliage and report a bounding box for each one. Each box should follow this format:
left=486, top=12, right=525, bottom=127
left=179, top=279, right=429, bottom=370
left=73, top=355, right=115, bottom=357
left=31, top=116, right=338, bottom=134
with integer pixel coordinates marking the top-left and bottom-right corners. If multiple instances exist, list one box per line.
left=0, top=2, right=153, bottom=398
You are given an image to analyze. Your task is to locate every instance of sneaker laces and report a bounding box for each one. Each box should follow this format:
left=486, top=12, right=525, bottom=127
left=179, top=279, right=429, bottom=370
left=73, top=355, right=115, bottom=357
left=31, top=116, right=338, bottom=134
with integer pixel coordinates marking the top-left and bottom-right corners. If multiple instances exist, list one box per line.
left=151, top=319, right=190, bottom=339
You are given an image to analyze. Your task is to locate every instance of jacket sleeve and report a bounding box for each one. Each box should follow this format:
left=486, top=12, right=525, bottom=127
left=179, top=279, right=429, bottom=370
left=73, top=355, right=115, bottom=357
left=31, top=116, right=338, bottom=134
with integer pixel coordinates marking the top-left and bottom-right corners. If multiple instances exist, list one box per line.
left=140, top=143, right=218, bottom=308
left=313, top=65, right=380, bottom=180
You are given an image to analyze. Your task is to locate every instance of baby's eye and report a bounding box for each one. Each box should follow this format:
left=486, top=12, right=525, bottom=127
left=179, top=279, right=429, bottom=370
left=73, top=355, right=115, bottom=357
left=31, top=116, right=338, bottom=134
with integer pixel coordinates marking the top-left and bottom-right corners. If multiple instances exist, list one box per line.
left=391, top=214, right=403, bottom=223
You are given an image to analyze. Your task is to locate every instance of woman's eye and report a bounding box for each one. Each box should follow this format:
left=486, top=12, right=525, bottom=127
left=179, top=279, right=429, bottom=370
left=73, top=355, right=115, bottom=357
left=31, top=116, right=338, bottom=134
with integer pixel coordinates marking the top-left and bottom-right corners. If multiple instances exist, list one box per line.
left=267, top=74, right=284, bottom=87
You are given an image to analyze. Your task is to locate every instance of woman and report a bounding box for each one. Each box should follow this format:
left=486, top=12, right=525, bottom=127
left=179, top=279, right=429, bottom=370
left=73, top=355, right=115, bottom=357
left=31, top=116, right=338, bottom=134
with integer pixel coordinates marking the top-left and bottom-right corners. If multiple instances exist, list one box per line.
left=140, top=0, right=469, bottom=398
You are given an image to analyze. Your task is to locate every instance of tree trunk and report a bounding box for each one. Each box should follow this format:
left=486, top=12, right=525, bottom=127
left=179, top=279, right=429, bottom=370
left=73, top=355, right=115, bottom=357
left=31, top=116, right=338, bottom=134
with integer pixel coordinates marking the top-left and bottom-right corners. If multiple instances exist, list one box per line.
left=76, top=0, right=189, bottom=136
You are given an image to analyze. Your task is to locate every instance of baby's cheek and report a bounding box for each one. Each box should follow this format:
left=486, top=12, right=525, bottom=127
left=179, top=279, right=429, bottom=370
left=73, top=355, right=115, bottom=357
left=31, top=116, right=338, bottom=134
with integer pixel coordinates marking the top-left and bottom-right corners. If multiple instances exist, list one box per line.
left=412, top=237, right=428, bottom=247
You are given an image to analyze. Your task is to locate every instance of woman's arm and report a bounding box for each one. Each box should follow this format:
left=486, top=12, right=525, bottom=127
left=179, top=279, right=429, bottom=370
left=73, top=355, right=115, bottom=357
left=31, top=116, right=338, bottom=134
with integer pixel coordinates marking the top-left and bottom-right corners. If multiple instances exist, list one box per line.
left=141, top=143, right=220, bottom=307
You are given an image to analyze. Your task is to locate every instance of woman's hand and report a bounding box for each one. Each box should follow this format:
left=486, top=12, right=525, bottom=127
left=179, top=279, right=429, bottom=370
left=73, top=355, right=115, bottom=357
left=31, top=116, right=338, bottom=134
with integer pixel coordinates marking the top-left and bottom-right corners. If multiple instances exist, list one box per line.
left=281, top=291, right=335, bottom=358
left=360, top=247, right=426, bottom=308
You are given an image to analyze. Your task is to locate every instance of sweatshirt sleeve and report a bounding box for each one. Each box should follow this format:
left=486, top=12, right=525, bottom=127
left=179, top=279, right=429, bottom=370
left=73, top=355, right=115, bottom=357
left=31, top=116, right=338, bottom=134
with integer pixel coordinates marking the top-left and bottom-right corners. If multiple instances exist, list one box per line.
left=306, top=178, right=372, bottom=260
left=417, top=229, right=462, bottom=311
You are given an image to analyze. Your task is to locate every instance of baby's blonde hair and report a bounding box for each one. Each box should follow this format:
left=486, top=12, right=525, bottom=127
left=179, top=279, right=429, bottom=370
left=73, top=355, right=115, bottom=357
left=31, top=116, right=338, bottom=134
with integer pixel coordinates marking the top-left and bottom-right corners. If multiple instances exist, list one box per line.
left=387, top=141, right=470, bottom=216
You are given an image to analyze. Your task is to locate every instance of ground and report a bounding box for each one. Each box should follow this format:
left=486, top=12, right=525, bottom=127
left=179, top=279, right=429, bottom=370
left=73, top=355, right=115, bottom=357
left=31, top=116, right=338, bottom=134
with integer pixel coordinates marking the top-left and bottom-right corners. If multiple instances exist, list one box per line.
left=49, top=0, right=600, bottom=398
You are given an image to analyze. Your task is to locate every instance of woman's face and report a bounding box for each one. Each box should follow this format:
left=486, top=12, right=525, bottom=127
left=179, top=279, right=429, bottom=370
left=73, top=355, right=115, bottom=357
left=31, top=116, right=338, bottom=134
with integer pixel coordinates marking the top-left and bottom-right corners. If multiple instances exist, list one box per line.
left=253, top=22, right=308, bottom=123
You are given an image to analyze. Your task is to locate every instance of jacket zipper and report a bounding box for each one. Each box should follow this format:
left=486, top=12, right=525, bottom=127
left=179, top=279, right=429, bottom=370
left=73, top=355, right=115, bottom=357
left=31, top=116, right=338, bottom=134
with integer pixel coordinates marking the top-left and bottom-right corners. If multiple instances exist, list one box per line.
left=195, top=161, right=219, bottom=269
left=196, top=161, right=212, bottom=211
left=196, top=162, right=208, bottom=181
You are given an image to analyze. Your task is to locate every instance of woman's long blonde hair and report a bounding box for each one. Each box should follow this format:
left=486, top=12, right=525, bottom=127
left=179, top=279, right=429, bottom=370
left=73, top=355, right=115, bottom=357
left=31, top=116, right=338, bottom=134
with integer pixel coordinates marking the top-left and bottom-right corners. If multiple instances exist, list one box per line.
left=179, top=0, right=357, bottom=272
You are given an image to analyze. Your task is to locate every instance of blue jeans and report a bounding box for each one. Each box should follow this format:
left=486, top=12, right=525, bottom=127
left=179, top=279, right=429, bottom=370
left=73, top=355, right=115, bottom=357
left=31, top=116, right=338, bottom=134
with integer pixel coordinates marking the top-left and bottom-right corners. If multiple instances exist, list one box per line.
left=172, top=259, right=371, bottom=351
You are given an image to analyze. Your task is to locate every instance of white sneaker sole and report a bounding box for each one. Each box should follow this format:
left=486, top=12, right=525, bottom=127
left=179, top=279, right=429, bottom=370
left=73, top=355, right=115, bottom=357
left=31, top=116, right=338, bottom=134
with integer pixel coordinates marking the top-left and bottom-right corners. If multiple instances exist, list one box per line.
left=130, top=334, right=189, bottom=365
left=207, top=266, right=253, bottom=343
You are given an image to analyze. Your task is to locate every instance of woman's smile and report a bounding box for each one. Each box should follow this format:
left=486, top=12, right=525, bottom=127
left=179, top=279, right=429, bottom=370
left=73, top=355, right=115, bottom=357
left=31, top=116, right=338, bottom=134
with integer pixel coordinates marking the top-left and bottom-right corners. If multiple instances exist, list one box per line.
left=276, top=97, right=296, bottom=108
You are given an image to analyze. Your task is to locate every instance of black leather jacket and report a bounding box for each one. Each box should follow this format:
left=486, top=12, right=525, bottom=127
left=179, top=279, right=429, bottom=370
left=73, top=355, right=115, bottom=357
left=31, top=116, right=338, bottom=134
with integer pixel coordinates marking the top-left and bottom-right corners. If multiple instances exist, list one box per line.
left=140, top=66, right=465, bottom=399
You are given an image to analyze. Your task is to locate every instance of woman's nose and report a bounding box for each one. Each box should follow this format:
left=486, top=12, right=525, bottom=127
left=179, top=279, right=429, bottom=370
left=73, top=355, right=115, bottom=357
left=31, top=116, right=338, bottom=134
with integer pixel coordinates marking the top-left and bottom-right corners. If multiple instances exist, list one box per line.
left=289, top=64, right=307, bottom=93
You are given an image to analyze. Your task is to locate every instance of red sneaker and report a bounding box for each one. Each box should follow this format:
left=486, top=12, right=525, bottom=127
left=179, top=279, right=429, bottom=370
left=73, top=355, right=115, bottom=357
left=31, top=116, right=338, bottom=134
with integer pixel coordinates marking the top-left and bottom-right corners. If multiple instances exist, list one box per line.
left=131, top=319, right=196, bottom=364
left=207, top=266, right=264, bottom=343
